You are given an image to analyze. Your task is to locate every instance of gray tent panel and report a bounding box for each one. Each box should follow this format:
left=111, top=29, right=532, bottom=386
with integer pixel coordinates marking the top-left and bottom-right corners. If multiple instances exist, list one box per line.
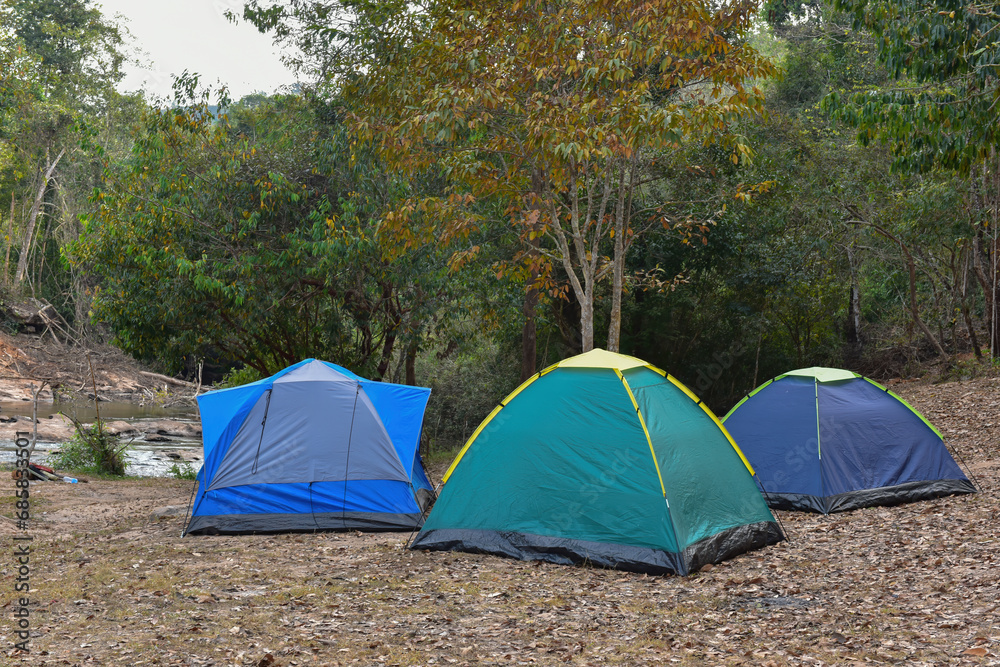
left=208, top=372, right=408, bottom=491
left=274, top=359, right=356, bottom=384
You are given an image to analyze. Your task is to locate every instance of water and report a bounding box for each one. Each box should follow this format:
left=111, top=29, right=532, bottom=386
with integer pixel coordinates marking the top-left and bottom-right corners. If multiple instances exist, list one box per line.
left=0, top=398, right=199, bottom=423
left=0, top=399, right=204, bottom=477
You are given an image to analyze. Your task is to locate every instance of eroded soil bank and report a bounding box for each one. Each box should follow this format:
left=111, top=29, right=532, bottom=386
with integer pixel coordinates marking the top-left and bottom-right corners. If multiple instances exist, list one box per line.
left=0, top=374, right=997, bottom=665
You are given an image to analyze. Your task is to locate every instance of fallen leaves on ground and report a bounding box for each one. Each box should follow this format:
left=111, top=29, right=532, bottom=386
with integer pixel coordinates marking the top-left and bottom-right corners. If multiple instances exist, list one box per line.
left=2, top=375, right=998, bottom=665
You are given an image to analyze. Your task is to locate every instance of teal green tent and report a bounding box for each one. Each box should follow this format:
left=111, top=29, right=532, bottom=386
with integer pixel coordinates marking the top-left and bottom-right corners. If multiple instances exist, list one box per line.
left=410, top=349, right=783, bottom=575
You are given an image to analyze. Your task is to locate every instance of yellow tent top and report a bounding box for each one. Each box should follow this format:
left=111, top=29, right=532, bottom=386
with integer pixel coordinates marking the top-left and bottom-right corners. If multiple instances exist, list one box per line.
left=781, top=367, right=860, bottom=383
left=555, top=348, right=654, bottom=371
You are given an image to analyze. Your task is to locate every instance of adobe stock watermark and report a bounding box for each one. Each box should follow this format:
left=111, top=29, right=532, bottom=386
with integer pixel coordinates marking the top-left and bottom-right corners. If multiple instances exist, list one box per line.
left=692, top=340, right=748, bottom=395
left=12, top=431, right=33, bottom=653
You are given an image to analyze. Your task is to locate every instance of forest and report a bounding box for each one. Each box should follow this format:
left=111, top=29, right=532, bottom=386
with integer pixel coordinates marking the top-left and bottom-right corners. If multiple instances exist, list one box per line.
left=2, top=0, right=999, bottom=454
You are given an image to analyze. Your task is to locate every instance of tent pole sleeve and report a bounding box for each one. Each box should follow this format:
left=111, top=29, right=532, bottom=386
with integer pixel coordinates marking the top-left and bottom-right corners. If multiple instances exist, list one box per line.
left=250, top=388, right=273, bottom=475
left=664, top=375, right=756, bottom=476
left=615, top=370, right=667, bottom=497
left=441, top=369, right=553, bottom=484
left=341, top=384, right=362, bottom=521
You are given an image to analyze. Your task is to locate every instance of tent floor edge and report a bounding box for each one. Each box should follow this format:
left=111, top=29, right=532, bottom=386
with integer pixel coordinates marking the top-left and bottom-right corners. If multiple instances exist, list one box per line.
left=680, top=521, right=785, bottom=575
left=185, top=511, right=424, bottom=535
left=409, top=527, right=764, bottom=576
left=762, top=478, right=978, bottom=514
left=824, top=478, right=978, bottom=514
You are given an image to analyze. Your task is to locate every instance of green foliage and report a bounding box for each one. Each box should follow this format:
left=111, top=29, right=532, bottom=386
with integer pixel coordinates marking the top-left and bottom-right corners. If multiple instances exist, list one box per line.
left=822, top=0, right=1000, bottom=174
left=1, top=0, right=136, bottom=331
left=73, top=90, right=465, bottom=377
left=168, top=462, right=198, bottom=480
left=10, top=0, right=126, bottom=105
left=418, top=337, right=520, bottom=455
left=214, top=364, right=263, bottom=390
left=51, top=417, right=130, bottom=477
left=243, top=0, right=778, bottom=351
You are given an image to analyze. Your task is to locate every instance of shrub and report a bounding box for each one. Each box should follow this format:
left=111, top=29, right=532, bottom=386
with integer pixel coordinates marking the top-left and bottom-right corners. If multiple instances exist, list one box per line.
left=214, top=365, right=263, bottom=389
left=51, top=417, right=131, bottom=477
left=168, top=462, right=198, bottom=480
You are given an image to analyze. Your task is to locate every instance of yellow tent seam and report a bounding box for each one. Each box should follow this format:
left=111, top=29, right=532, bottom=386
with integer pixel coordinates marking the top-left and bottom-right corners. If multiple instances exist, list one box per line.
left=616, top=369, right=667, bottom=497
left=441, top=367, right=549, bottom=484
left=666, top=375, right=755, bottom=476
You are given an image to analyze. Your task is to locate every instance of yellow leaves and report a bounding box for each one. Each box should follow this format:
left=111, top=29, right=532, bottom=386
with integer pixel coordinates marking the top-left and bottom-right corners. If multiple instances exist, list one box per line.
left=734, top=180, right=776, bottom=204
left=447, top=245, right=482, bottom=272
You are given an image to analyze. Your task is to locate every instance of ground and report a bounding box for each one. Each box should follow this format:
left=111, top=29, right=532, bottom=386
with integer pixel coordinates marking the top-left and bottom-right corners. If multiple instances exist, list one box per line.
left=0, top=369, right=996, bottom=666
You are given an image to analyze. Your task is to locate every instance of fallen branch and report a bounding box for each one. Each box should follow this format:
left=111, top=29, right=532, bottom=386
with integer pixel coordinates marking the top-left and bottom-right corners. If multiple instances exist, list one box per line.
left=139, top=371, right=197, bottom=388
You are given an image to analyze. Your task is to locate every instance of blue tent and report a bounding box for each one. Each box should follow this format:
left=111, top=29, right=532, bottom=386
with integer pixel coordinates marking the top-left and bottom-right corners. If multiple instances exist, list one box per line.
left=184, top=359, right=434, bottom=534
left=722, top=367, right=976, bottom=514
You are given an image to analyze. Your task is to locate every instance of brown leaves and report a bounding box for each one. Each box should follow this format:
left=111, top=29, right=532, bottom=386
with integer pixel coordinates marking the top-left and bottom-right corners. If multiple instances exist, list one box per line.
left=19, top=376, right=1000, bottom=665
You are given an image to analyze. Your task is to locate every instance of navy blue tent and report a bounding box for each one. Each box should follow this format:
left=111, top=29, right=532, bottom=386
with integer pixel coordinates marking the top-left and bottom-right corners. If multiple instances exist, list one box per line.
left=723, top=367, right=976, bottom=514
left=184, top=359, right=434, bottom=534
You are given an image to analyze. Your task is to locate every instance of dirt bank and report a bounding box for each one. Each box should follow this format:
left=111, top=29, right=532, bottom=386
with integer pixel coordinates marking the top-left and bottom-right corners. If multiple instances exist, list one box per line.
left=0, top=374, right=997, bottom=665
left=0, top=331, right=194, bottom=404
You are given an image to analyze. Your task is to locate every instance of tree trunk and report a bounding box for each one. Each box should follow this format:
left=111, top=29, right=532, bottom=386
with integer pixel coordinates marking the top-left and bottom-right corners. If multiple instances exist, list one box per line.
left=15, top=148, right=65, bottom=287
left=545, top=172, right=598, bottom=354
left=901, top=237, right=948, bottom=358
left=606, top=236, right=624, bottom=352
left=521, top=282, right=539, bottom=380
left=959, top=245, right=982, bottom=358
left=580, top=296, right=595, bottom=352
left=606, top=158, right=636, bottom=353
left=971, top=230, right=994, bottom=353
left=969, top=150, right=1000, bottom=356
left=858, top=220, right=947, bottom=358
left=845, top=243, right=862, bottom=360
left=4, top=192, right=14, bottom=286
left=405, top=341, right=417, bottom=386
left=606, top=194, right=626, bottom=352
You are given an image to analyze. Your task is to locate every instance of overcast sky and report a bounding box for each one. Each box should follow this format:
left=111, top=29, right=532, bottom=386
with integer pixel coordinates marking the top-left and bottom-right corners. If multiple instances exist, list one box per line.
left=96, top=0, right=299, bottom=102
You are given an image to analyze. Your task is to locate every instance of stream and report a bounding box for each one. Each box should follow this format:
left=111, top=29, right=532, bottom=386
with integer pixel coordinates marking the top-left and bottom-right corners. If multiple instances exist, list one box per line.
left=0, top=399, right=203, bottom=478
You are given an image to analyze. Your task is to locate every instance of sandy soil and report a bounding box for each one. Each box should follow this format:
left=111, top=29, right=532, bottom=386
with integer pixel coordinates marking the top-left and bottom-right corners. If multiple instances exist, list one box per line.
left=0, top=372, right=997, bottom=666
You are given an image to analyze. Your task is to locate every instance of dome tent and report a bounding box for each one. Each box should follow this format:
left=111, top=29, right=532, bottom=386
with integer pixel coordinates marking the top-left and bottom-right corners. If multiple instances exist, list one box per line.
left=185, top=359, right=434, bottom=535
left=722, top=367, right=976, bottom=514
left=410, top=349, right=783, bottom=575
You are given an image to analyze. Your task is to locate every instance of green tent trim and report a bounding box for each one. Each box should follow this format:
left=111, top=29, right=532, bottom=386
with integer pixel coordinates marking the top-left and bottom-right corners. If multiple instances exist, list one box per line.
left=724, top=368, right=943, bottom=441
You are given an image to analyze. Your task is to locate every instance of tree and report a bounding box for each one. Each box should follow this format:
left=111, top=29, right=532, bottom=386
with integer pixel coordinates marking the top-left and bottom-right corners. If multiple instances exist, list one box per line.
left=73, top=90, right=466, bottom=377
left=243, top=0, right=776, bottom=354
left=823, top=0, right=1000, bottom=354
left=1, top=0, right=130, bottom=327
left=11, top=0, right=124, bottom=109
